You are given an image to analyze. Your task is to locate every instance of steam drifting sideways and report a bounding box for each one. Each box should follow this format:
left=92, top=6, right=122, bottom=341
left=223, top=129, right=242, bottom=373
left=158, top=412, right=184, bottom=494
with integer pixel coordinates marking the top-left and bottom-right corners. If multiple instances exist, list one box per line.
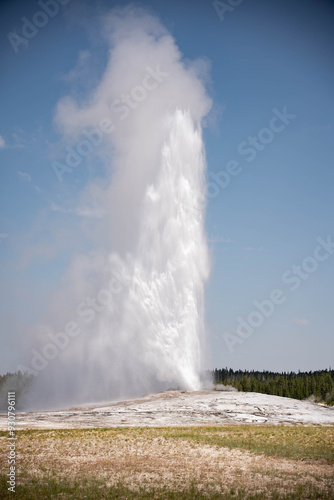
left=26, top=6, right=212, bottom=409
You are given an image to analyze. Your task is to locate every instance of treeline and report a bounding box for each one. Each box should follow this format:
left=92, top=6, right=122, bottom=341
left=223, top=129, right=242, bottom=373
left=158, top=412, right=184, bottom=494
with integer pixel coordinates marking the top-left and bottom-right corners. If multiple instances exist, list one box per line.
left=1, top=369, right=334, bottom=409
left=0, top=371, right=34, bottom=411
left=211, top=368, right=334, bottom=406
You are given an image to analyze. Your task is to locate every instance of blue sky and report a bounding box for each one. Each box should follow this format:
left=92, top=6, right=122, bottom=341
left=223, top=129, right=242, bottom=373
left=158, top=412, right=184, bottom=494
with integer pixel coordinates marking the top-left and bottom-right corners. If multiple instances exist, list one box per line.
left=0, top=0, right=334, bottom=374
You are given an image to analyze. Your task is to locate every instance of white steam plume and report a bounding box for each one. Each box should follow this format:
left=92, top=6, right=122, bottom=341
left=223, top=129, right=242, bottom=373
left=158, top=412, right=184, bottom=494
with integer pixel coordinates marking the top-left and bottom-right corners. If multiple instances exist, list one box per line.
left=26, top=6, right=212, bottom=409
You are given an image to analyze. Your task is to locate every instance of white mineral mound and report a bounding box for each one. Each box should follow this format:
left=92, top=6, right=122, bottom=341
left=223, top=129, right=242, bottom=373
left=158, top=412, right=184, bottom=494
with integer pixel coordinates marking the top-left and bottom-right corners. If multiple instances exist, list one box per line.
left=1, top=391, right=333, bottom=429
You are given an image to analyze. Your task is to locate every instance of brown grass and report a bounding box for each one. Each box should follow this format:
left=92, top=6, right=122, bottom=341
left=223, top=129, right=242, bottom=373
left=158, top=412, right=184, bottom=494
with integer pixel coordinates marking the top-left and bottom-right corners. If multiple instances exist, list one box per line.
left=0, top=426, right=333, bottom=498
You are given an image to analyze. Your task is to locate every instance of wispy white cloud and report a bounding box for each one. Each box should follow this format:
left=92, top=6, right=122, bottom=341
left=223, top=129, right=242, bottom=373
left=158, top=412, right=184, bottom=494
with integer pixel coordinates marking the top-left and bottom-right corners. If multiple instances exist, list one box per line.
left=0, top=233, right=9, bottom=243
left=49, top=202, right=71, bottom=214
left=292, top=318, right=309, bottom=327
left=208, top=236, right=235, bottom=244
left=61, top=50, right=91, bottom=83
left=49, top=201, right=104, bottom=219
left=0, top=135, right=6, bottom=149
left=17, top=170, right=44, bottom=194
left=17, top=170, right=32, bottom=182
left=74, top=205, right=105, bottom=218
left=243, top=245, right=265, bottom=252
left=11, top=132, right=26, bottom=149
left=8, top=129, right=40, bottom=149
left=18, top=243, right=59, bottom=269
left=33, top=185, right=43, bottom=194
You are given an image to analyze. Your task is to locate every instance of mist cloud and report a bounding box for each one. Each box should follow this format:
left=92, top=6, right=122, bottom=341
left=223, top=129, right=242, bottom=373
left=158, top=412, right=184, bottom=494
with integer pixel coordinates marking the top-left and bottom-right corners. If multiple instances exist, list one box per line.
left=23, top=5, right=212, bottom=409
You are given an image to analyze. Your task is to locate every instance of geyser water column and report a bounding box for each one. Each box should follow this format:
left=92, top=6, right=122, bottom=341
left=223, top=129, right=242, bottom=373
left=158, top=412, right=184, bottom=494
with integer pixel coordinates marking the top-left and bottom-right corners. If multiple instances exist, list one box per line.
left=120, top=109, right=209, bottom=391
left=25, top=8, right=213, bottom=409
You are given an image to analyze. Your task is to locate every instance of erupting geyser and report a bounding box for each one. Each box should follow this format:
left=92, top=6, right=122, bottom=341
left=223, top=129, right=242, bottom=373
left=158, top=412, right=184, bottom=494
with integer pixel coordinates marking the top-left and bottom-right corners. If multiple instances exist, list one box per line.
left=118, top=109, right=209, bottom=391
left=25, top=6, right=212, bottom=409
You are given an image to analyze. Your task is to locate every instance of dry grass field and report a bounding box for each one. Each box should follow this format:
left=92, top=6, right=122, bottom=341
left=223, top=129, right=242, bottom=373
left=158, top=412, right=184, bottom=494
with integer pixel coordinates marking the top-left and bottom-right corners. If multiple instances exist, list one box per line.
left=1, top=426, right=334, bottom=499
